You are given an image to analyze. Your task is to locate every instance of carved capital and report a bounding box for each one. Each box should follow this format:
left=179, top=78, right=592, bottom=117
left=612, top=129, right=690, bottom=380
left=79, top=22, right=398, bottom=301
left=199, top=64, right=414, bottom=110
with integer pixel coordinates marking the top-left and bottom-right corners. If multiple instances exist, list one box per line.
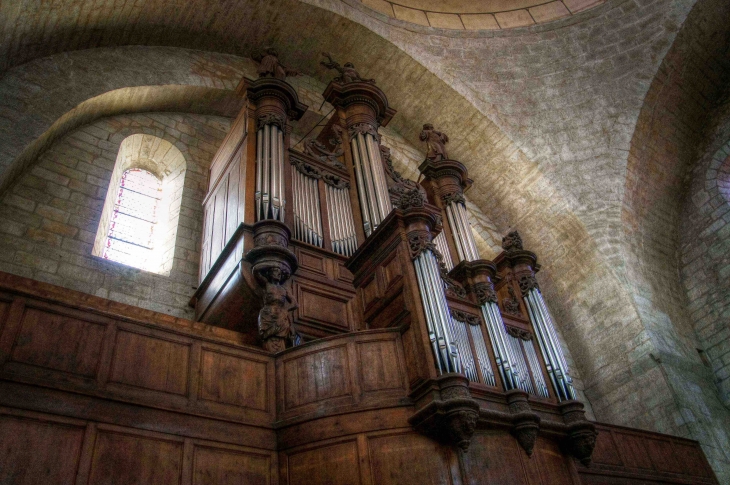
left=408, top=231, right=436, bottom=261
left=257, top=112, right=286, bottom=130
left=473, top=282, right=498, bottom=305
left=442, top=191, right=465, bottom=206
left=348, top=122, right=379, bottom=141
left=517, top=272, right=539, bottom=296
left=396, top=187, right=427, bottom=211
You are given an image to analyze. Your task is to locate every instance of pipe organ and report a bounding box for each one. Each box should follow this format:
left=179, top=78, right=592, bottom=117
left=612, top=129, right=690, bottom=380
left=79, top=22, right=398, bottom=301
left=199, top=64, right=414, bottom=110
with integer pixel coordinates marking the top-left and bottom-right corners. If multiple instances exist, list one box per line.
left=0, top=49, right=718, bottom=485
left=184, top=50, right=719, bottom=483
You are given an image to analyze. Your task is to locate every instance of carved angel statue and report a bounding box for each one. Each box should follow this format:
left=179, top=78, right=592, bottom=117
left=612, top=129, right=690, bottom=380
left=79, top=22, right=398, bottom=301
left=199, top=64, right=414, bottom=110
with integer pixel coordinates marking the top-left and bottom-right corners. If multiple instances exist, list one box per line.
left=420, top=124, right=449, bottom=162
left=320, top=52, right=375, bottom=84
left=255, top=266, right=300, bottom=352
left=253, top=48, right=301, bottom=80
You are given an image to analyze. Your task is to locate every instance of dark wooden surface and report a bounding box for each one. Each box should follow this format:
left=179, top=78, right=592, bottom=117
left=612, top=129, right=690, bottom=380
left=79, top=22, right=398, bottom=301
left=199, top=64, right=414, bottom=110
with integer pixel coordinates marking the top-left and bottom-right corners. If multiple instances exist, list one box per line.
left=0, top=272, right=718, bottom=485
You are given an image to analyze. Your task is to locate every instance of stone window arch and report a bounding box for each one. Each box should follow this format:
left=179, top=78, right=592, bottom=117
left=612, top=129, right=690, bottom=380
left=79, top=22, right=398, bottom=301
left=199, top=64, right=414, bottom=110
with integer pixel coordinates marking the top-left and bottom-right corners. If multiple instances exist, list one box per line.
left=93, top=134, right=187, bottom=275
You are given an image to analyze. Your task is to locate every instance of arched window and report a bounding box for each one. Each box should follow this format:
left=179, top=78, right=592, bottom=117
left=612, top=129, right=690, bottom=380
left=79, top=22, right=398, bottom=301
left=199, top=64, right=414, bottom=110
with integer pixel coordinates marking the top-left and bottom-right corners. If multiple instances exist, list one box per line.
left=102, top=168, right=162, bottom=270
left=93, top=134, right=187, bottom=275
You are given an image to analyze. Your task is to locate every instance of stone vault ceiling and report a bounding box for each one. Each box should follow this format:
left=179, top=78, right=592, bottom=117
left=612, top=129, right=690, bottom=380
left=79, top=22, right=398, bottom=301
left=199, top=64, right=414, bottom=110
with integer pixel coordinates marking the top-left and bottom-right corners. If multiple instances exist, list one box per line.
left=354, top=0, right=606, bottom=29
left=2, top=0, right=730, bottom=476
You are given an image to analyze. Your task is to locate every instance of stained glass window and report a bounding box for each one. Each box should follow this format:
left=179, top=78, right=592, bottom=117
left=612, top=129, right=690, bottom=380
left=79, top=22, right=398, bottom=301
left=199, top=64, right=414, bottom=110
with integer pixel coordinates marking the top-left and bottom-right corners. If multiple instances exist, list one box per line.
left=102, top=168, right=162, bottom=270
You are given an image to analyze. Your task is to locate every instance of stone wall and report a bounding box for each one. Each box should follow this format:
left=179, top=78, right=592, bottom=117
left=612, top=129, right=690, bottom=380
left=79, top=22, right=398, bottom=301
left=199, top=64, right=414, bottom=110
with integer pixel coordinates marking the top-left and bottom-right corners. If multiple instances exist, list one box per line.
left=680, top=94, right=730, bottom=408
left=0, top=113, right=231, bottom=318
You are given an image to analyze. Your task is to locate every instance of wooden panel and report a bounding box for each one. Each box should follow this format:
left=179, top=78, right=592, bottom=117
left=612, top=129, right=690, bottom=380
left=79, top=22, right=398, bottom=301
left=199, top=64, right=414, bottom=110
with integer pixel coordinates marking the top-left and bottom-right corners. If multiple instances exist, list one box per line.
left=672, top=441, right=714, bottom=478
left=590, top=428, right=623, bottom=467
left=613, top=431, right=653, bottom=470
left=645, top=437, right=684, bottom=474
left=297, top=283, right=352, bottom=330
left=283, top=345, right=351, bottom=410
left=225, top=160, right=241, bottom=243
left=460, top=431, right=529, bottom=485
left=381, top=253, right=402, bottom=291
left=10, top=307, right=106, bottom=377
left=192, top=445, right=270, bottom=485
left=287, top=440, right=360, bottom=485
left=298, top=249, right=327, bottom=277
left=0, top=300, right=9, bottom=336
left=368, top=432, right=454, bottom=485
left=211, top=178, right=228, bottom=263
left=357, top=339, right=404, bottom=393
left=533, top=437, right=574, bottom=485
left=110, top=330, right=190, bottom=395
left=368, top=291, right=408, bottom=329
left=360, top=275, right=380, bottom=314
left=199, top=348, right=268, bottom=410
left=0, top=413, right=84, bottom=485
left=88, top=430, right=183, bottom=484
left=336, top=262, right=354, bottom=284
left=209, top=108, right=247, bottom=192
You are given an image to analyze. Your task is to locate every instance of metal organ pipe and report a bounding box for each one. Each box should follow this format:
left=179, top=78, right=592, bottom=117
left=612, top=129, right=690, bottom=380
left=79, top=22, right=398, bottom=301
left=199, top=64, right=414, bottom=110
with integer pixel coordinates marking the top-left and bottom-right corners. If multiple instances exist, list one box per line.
left=256, top=123, right=286, bottom=222
left=350, top=132, right=392, bottom=237
left=433, top=232, right=454, bottom=271
left=413, top=248, right=460, bottom=375
left=290, top=162, right=324, bottom=248
left=523, top=288, right=576, bottom=401
left=481, top=301, right=519, bottom=390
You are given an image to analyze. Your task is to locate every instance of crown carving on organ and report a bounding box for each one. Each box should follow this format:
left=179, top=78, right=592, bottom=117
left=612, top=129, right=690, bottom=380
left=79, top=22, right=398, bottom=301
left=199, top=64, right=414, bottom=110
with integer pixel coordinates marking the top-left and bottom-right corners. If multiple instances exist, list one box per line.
left=253, top=48, right=301, bottom=80
left=320, top=52, right=376, bottom=84
left=502, top=230, right=524, bottom=251
left=420, top=123, right=449, bottom=162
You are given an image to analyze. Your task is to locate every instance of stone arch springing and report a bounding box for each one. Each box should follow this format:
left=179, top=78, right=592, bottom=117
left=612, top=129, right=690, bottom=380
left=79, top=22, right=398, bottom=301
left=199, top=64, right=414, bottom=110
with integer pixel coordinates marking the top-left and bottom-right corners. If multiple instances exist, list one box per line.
left=93, top=134, right=187, bottom=276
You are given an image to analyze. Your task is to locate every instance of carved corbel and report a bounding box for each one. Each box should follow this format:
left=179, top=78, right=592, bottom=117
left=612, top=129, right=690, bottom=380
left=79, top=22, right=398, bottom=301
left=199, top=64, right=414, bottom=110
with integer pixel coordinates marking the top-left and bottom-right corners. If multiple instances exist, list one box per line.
left=409, top=375, right=480, bottom=451
left=559, top=401, right=598, bottom=466
left=472, top=281, right=498, bottom=305
left=506, top=390, right=541, bottom=456
left=450, top=309, right=481, bottom=326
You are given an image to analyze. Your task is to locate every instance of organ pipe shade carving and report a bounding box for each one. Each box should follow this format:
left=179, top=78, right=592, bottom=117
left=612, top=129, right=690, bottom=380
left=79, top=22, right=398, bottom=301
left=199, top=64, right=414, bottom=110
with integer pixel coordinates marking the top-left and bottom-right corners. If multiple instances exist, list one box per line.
left=433, top=232, right=454, bottom=271
left=351, top=131, right=392, bottom=236
left=413, top=248, right=460, bottom=374
left=291, top=167, right=324, bottom=247
left=256, top=123, right=286, bottom=222
left=445, top=199, right=479, bottom=262
left=325, top=184, right=357, bottom=257
left=523, top=287, right=576, bottom=401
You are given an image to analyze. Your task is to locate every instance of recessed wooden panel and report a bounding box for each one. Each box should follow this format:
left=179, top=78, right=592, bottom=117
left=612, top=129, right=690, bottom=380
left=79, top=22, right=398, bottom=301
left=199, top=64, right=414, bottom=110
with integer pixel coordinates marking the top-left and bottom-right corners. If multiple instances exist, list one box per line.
left=193, top=446, right=270, bottom=485
left=360, top=275, right=379, bottom=313
left=336, top=262, right=354, bottom=283
left=368, top=291, right=408, bottom=329
left=298, top=284, right=351, bottom=330
left=614, top=431, right=653, bottom=469
left=11, top=307, right=105, bottom=377
left=533, top=437, right=573, bottom=485
left=0, top=414, right=84, bottom=485
left=368, top=433, right=454, bottom=485
left=645, top=437, right=684, bottom=474
left=287, top=440, right=360, bottom=485
left=283, top=345, right=351, bottom=410
left=89, top=430, right=183, bottom=484
left=590, top=429, right=623, bottom=466
left=460, top=431, right=529, bottom=485
left=199, top=348, right=268, bottom=410
left=672, top=441, right=713, bottom=478
left=381, top=254, right=402, bottom=291
left=298, top=250, right=327, bottom=276
left=0, top=300, right=10, bottom=335
left=357, top=339, right=403, bottom=392
left=110, top=331, right=190, bottom=395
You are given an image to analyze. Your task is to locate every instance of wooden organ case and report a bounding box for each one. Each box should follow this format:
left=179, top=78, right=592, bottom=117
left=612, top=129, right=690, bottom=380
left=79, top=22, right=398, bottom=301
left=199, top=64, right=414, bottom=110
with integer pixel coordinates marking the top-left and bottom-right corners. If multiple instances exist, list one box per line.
left=177, top=53, right=719, bottom=484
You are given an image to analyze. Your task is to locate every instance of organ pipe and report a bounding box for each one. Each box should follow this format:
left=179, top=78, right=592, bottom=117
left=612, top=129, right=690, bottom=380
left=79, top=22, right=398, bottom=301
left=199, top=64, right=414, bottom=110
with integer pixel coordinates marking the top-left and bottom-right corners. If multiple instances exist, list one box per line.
left=433, top=232, right=454, bottom=271
left=351, top=131, right=392, bottom=236
left=256, top=123, right=286, bottom=222
left=413, top=248, right=460, bottom=375
left=523, top=288, right=576, bottom=401
left=325, top=184, right=357, bottom=257
left=444, top=197, right=479, bottom=262
left=291, top=167, right=324, bottom=247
